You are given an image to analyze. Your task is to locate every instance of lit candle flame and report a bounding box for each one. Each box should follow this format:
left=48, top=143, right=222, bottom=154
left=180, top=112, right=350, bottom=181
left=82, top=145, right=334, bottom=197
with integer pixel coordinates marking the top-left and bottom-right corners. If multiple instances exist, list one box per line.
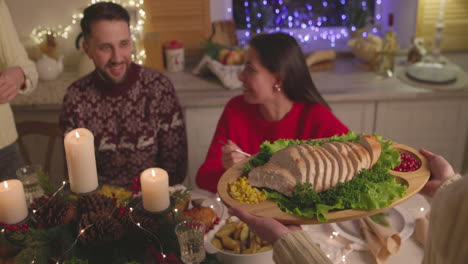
left=75, top=131, right=80, bottom=139
left=3, top=181, right=8, bottom=188
left=151, top=169, right=156, bottom=177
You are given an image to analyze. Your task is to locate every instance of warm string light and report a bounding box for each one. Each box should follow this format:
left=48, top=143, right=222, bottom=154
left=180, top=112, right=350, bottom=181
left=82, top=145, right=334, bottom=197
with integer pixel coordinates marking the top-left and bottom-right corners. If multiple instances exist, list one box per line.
left=236, top=0, right=383, bottom=49
left=127, top=207, right=167, bottom=261
left=31, top=181, right=68, bottom=217
left=29, top=0, right=146, bottom=64
left=11, top=180, right=93, bottom=264
left=53, top=224, right=95, bottom=264
left=329, top=231, right=340, bottom=239
left=326, top=230, right=349, bottom=263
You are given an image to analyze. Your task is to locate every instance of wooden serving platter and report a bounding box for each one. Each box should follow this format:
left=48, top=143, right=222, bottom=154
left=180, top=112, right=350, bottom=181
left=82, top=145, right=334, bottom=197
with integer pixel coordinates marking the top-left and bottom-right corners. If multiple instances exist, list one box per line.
left=217, top=142, right=430, bottom=225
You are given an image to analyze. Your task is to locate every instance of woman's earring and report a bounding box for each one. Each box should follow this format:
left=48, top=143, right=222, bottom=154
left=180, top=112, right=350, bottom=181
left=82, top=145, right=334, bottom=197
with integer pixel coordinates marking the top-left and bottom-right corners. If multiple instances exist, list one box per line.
left=274, top=84, right=281, bottom=92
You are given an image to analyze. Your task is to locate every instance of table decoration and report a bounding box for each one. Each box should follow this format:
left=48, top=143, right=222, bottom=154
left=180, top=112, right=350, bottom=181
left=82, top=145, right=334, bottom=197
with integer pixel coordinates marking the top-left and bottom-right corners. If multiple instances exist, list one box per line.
left=140, top=168, right=170, bottom=213
left=64, top=128, right=99, bottom=194
left=330, top=207, right=414, bottom=249
left=0, top=173, right=222, bottom=264
left=0, top=180, right=29, bottom=224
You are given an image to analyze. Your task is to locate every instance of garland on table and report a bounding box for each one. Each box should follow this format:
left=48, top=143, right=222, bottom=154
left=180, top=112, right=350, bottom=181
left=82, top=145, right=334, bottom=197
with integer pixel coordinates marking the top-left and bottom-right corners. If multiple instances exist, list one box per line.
left=0, top=173, right=221, bottom=264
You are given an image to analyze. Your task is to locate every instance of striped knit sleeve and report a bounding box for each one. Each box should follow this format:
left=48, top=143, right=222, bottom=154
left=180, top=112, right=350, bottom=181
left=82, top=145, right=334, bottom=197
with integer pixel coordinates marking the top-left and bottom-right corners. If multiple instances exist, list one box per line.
left=423, top=173, right=468, bottom=264
left=273, top=231, right=332, bottom=264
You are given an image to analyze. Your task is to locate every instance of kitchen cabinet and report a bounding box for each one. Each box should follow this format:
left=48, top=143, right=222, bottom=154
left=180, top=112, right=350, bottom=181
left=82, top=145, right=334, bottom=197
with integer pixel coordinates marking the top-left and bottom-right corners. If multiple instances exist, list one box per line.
left=375, top=98, right=468, bottom=172
left=184, top=106, right=224, bottom=188
left=330, top=102, right=376, bottom=135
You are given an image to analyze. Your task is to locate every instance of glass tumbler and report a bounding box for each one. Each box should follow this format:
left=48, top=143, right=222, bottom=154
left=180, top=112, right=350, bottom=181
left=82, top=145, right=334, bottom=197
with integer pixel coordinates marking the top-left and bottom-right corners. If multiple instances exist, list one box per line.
left=16, top=164, right=44, bottom=204
left=175, top=219, right=206, bottom=264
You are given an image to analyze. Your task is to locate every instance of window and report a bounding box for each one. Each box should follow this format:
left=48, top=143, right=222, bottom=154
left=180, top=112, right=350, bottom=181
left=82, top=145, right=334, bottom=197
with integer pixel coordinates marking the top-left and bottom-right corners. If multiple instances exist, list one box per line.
left=230, top=0, right=381, bottom=52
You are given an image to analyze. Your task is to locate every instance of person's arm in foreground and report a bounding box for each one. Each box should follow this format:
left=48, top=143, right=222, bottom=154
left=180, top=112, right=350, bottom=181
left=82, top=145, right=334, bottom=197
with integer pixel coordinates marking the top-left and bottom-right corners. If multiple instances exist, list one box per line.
left=229, top=207, right=332, bottom=264
left=419, top=148, right=467, bottom=264
left=0, top=0, right=38, bottom=103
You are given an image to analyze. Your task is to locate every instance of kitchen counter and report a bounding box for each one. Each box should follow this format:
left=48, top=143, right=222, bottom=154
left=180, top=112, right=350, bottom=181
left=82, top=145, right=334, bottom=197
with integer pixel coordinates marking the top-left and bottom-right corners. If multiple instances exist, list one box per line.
left=11, top=54, right=468, bottom=110
left=10, top=53, right=468, bottom=187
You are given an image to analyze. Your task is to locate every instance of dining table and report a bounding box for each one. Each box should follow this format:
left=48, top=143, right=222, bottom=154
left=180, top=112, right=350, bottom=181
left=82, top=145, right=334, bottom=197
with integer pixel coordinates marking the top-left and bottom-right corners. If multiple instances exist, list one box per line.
left=191, top=188, right=430, bottom=264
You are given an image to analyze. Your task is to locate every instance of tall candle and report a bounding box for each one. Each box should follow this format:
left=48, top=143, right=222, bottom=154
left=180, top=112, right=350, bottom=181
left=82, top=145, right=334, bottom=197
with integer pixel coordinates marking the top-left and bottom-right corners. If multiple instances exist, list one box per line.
left=64, top=128, right=99, bottom=193
left=0, top=180, right=29, bottom=224
left=140, top=168, right=170, bottom=212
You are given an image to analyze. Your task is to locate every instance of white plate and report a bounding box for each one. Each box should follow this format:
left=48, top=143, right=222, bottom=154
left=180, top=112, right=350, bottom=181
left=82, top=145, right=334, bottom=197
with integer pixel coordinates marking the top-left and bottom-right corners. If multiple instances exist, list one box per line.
left=330, top=207, right=415, bottom=248
left=406, top=62, right=457, bottom=84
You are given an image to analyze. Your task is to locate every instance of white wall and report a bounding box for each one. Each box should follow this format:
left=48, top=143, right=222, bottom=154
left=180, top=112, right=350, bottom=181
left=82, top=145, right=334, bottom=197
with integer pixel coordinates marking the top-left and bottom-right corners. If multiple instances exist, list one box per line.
left=210, top=0, right=232, bottom=22
left=381, top=0, right=419, bottom=49
left=6, top=0, right=89, bottom=65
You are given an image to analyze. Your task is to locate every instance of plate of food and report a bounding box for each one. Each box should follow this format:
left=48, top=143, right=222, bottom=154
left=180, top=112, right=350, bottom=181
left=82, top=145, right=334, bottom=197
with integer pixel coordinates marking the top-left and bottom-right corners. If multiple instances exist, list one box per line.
left=204, top=216, right=274, bottom=264
left=182, top=197, right=225, bottom=232
left=217, top=132, right=430, bottom=224
left=330, top=207, right=415, bottom=248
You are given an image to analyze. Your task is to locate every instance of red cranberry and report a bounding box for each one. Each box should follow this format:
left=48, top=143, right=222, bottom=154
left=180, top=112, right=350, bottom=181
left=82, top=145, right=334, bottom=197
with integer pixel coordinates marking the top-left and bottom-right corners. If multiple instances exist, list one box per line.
left=393, top=152, right=421, bottom=172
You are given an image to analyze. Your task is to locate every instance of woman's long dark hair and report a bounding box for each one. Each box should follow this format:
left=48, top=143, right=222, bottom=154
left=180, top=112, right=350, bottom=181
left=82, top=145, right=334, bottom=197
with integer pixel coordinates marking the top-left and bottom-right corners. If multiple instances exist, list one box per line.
left=249, top=33, right=330, bottom=109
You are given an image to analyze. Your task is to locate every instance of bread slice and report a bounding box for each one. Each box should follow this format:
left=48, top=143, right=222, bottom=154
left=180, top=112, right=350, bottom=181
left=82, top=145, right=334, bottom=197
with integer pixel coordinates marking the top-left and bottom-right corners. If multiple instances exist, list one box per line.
left=249, top=164, right=297, bottom=197
left=268, top=146, right=306, bottom=183
left=359, top=136, right=382, bottom=166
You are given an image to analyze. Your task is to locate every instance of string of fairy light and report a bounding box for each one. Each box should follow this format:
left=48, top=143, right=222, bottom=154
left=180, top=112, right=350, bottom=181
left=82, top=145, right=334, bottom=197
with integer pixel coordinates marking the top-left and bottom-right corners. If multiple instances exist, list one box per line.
left=0, top=180, right=173, bottom=264
left=29, top=0, right=147, bottom=64
left=236, top=0, right=383, bottom=48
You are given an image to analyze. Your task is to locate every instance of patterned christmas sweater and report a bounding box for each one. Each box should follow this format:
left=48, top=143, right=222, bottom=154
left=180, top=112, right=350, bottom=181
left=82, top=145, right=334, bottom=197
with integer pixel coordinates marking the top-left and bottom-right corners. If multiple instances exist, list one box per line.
left=59, top=63, right=187, bottom=186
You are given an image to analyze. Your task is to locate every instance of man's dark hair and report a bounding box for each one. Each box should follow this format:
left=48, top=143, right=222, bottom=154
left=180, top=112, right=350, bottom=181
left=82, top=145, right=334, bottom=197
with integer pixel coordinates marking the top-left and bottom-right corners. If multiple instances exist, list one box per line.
left=80, top=2, right=130, bottom=39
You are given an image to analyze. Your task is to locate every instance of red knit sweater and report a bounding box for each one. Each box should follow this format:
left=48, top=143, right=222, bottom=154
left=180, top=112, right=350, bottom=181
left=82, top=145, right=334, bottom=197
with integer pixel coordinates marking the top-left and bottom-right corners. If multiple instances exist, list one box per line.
left=59, top=63, right=187, bottom=186
left=196, top=95, right=349, bottom=193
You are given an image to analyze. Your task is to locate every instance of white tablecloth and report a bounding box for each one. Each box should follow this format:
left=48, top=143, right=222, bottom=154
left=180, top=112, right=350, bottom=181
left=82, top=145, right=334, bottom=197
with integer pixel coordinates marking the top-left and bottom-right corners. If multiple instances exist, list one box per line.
left=189, top=187, right=430, bottom=264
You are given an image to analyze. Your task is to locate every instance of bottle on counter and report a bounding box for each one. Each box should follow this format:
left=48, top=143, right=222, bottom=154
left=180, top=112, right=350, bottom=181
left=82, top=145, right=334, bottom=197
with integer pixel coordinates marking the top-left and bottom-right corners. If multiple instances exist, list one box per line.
left=379, top=13, right=397, bottom=77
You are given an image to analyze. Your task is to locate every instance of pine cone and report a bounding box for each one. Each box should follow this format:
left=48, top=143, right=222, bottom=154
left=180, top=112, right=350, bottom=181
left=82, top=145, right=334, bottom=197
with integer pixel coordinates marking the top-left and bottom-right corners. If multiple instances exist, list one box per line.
left=34, top=198, right=77, bottom=228
left=77, top=193, right=116, bottom=215
left=121, top=210, right=161, bottom=233
left=78, top=212, right=123, bottom=246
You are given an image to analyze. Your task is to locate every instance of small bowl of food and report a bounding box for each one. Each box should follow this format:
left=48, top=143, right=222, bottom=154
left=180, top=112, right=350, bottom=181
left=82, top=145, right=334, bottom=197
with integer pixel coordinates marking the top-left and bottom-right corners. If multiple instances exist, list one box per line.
left=205, top=217, right=274, bottom=264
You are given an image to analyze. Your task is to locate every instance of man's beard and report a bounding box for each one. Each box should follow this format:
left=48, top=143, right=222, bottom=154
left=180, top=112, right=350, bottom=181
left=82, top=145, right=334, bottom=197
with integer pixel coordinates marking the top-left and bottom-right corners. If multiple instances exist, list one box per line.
left=97, top=61, right=130, bottom=85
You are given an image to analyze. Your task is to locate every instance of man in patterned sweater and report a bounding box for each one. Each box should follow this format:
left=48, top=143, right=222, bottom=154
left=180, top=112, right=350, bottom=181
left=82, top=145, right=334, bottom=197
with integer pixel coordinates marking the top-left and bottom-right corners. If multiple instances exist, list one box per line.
left=59, top=2, right=187, bottom=186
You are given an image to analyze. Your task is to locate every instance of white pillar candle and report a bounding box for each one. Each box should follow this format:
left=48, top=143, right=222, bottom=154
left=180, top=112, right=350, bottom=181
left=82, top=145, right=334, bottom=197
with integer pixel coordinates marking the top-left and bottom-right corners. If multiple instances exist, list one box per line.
left=0, top=180, right=29, bottom=224
left=140, top=168, right=170, bottom=212
left=64, top=128, right=99, bottom=194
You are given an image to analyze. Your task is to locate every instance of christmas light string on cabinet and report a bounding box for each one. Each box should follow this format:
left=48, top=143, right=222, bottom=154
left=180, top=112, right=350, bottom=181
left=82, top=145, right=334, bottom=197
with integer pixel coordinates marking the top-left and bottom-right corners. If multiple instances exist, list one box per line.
left=29, top=0, right=147, bottom=64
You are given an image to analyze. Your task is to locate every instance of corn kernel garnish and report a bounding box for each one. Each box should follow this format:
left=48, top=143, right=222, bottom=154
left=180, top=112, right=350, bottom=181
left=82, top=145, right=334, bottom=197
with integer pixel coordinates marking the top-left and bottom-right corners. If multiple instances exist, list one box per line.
left=228, top=177, right=266, bottom=204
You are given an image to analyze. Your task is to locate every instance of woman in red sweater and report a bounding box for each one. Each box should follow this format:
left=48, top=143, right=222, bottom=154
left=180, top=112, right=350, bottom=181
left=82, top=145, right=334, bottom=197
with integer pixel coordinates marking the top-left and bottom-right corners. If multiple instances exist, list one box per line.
left=196, top=33, right=349, bottom=193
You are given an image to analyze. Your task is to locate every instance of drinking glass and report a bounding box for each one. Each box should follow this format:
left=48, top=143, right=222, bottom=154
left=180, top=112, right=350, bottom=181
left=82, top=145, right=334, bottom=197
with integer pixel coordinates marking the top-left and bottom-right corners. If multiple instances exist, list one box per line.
left=175, top=219, right=206, bottom=264
left=16, top=165, right=44, bottom=204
